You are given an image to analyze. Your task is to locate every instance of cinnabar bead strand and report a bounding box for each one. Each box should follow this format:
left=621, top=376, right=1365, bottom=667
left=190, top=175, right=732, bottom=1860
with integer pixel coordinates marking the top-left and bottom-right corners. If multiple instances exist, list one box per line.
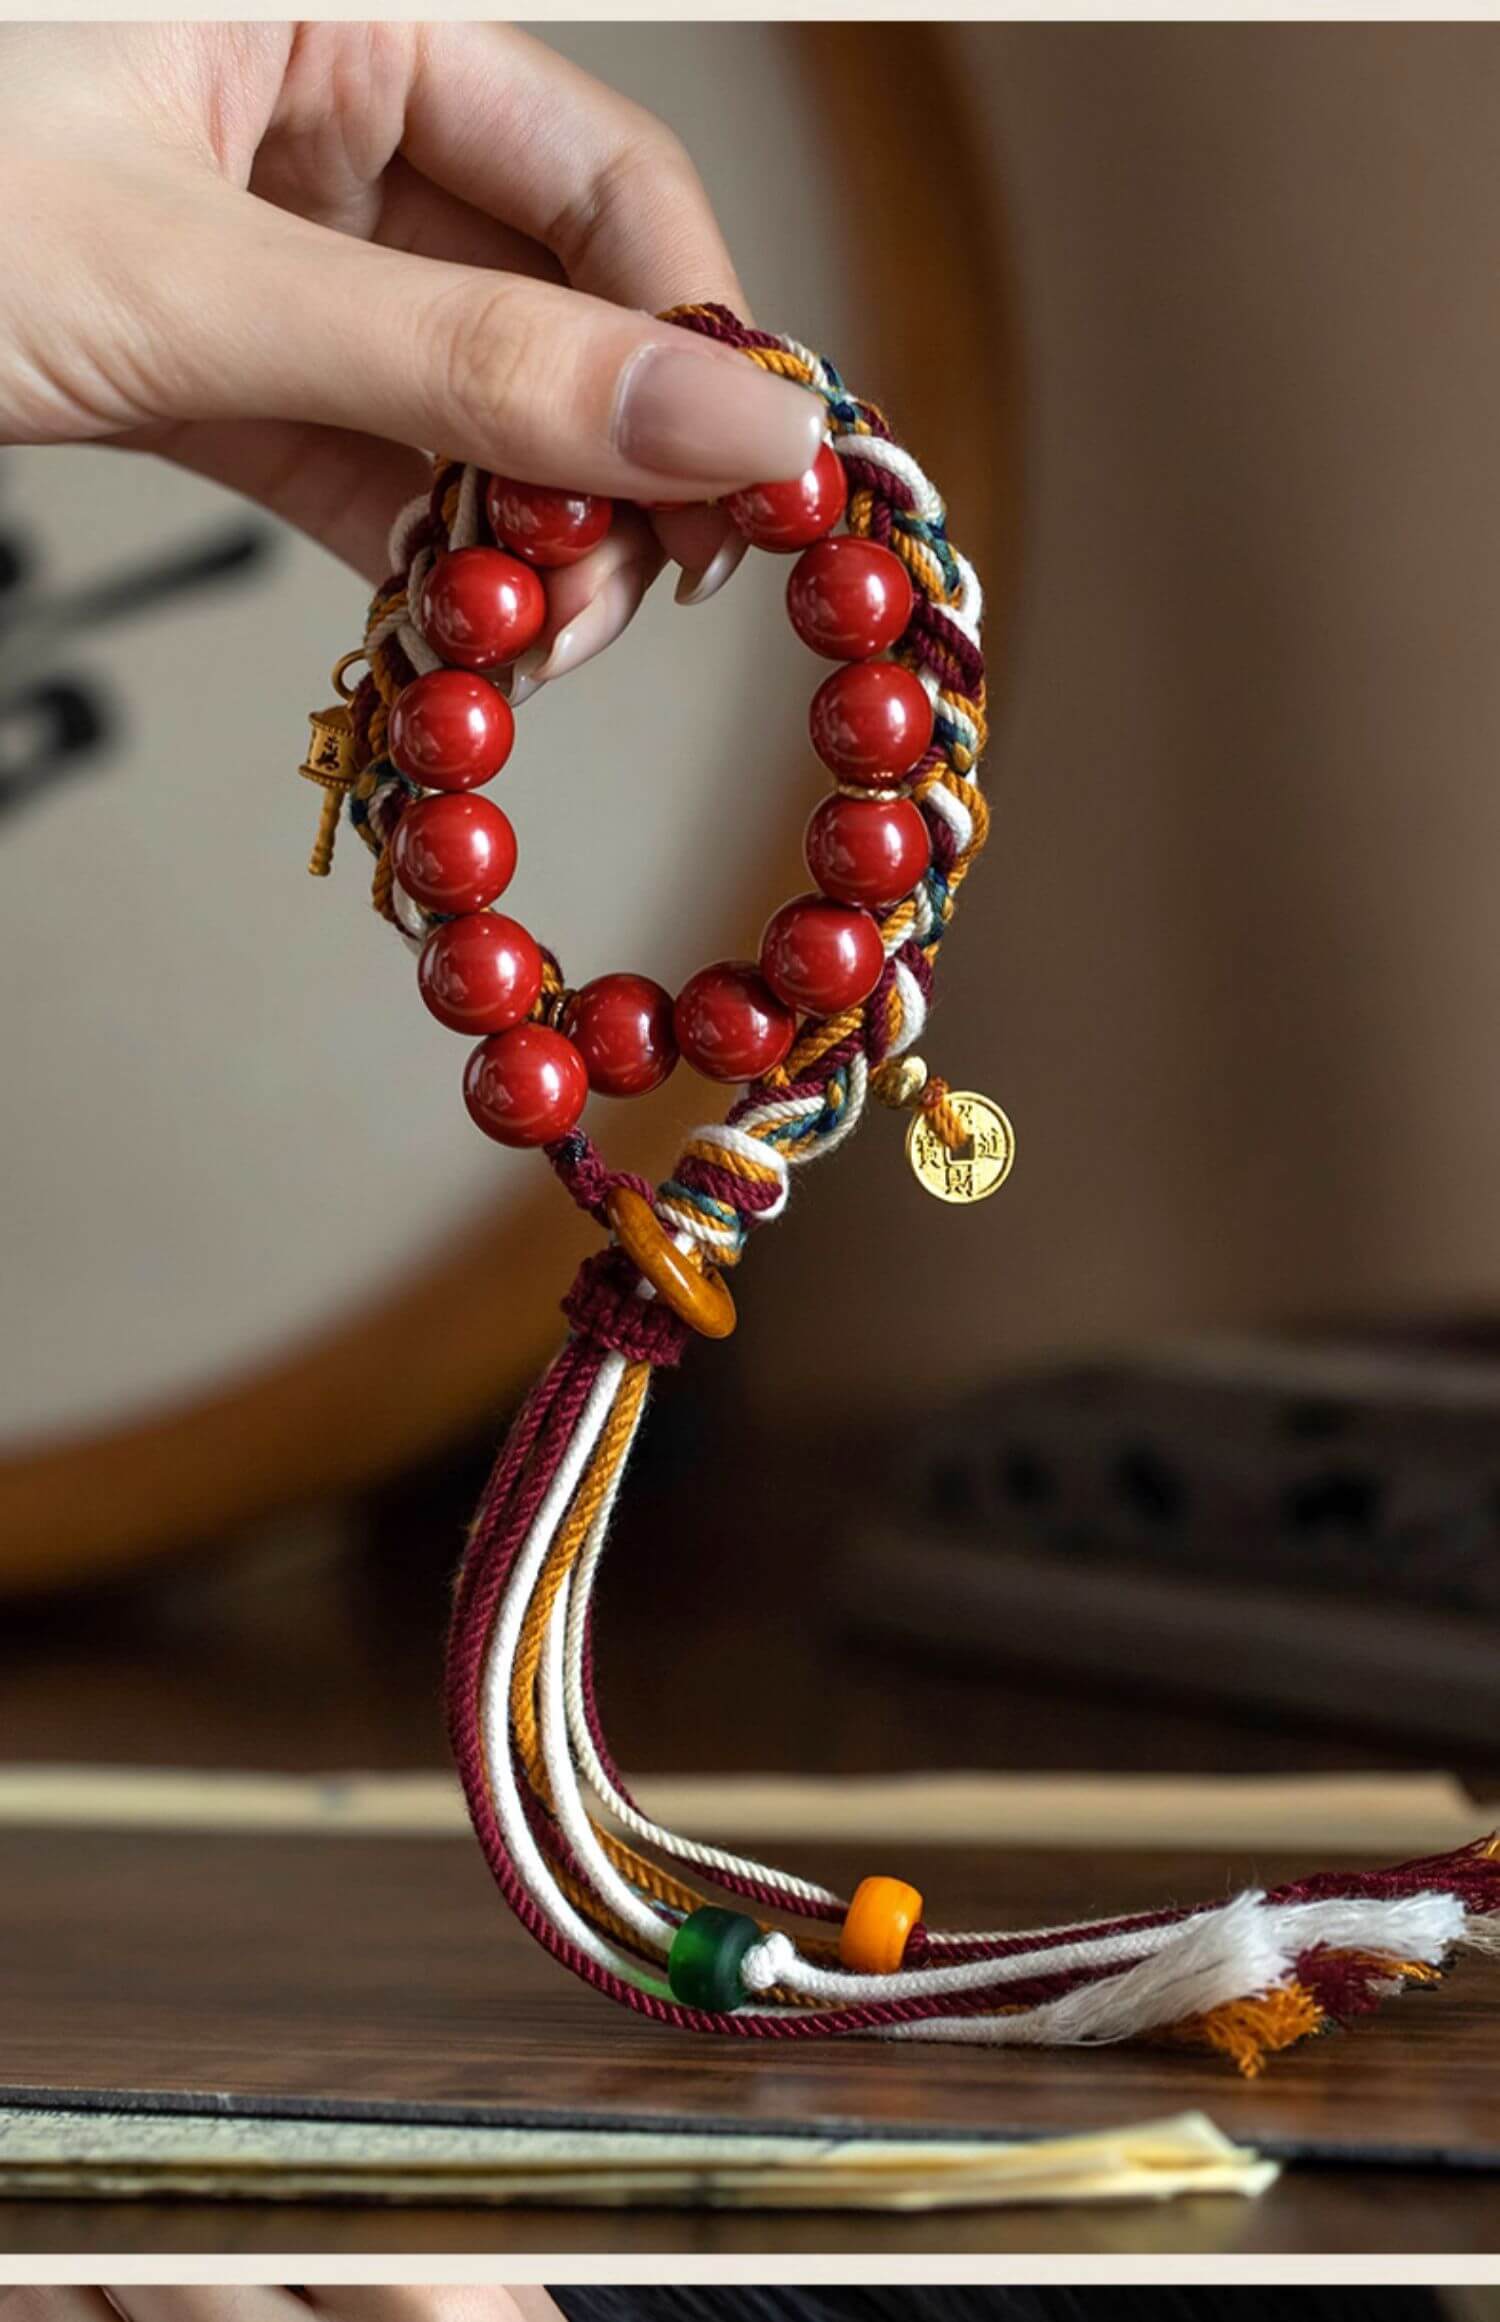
left=391, top=793, right=518, bottom=916
left=486, top=476, right=613, bottom=568
left=760, top=893, right=884, bottom=1016
left=417, top=547, right=546, bottom=669
left=418, top=913, right=543, bottom=1035
left=674, top=962, right=795, bottom=1083
left=809, top=660, right=934, bottom=784
left=464, top=1022, right=588, bottom=1147
left=786, top=537, right=914, bottom=661
left=726, top=443, right=848, bottom=553
left=561, top=973, right=678, bottom=1098
left=805, top=792, right=932, bottom=910
left=388, top=670, right=515, bottom=791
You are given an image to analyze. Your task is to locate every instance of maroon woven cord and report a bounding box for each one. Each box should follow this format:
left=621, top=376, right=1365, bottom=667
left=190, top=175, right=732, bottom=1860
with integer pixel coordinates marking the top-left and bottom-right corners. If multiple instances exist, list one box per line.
left=433, top=305, right=1498, bottom=2039
left=446, top=1395, right=1497, bottom=2032
left=545, top=1126, right=654, bottom=1226
left=574, top=1603, right=848, bottom=1928
left=561, top=1247, right=692, bottom=1369
left=445, top=1343, right=1190, bottom=2030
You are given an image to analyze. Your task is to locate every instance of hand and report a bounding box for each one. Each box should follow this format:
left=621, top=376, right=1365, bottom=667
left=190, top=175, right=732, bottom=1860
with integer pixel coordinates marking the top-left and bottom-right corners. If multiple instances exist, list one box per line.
left=0, top=24, right=823, bottom=677
left=0, top=2293, right=559, bottom=2322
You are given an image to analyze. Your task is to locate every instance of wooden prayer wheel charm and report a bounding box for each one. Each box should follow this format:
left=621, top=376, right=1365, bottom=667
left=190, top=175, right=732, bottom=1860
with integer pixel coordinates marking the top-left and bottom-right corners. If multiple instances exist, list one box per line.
left=299, top=702, right=357, bottom=877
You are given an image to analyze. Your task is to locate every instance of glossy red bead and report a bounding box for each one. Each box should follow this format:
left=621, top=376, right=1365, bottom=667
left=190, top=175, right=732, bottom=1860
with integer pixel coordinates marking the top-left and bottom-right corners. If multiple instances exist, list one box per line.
left=486, top=476, right=613, bottom=568
left=809, top=660, right=934, bottom=784
left=391, top=793, right=517, bottom=916
left=786, top=537, right=914, bottom=661
left=760, top=893, right=884, bottom=1016
left=417, top=912, right=543, bottom=1035
left=726, top=443, right=848, bottom=553
left=562, top=972, right=678, bottom=1098
left=388, top=670, right=515, bottom=791
left=674, top=962, right=795, bottom=1083
left=416, top=547, right=546, bottom=669
left=463, top=1022, right=589, bottom=1147
left=805, top=792, right=932, bottom=910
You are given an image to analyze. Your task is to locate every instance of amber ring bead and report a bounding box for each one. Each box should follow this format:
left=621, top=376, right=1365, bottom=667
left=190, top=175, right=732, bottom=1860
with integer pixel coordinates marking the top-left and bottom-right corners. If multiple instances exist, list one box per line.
left=605, top=1185, right=737, bottom=1340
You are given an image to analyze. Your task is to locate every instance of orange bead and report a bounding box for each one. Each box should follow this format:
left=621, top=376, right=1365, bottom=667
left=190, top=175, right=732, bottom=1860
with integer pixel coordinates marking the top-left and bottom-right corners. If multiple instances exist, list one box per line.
left=838, top=1875, right=923, bottom=1974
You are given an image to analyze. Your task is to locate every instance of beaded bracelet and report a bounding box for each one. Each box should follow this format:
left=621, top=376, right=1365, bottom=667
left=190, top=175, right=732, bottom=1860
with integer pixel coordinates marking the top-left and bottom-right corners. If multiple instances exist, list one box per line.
left=300, top=304, right=1496, bottom=2069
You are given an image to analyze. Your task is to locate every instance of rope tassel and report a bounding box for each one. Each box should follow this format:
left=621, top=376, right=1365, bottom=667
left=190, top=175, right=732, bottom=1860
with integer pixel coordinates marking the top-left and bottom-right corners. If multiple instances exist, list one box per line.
left=446, top=1291, right=1500, bottom=2061
left=308, top=303, right=1498, bottom=2066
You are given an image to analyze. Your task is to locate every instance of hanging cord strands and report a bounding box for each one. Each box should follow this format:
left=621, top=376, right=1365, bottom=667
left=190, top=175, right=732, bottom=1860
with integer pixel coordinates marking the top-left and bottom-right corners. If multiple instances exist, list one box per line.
left=305, top=305, right=1500, bottom=2067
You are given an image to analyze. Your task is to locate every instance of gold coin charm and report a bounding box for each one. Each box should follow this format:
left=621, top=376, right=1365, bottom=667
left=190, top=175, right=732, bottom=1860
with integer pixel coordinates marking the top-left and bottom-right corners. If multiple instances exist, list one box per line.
left=906, top=1090, right=1016, bottom=1204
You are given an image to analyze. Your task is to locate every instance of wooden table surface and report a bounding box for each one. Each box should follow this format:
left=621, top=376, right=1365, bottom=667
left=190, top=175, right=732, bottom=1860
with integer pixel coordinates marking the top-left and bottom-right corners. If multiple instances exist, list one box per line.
left=2, top=1823, right=1496, bottom=2256
left=4, top=1378, right=1499, bottom=2256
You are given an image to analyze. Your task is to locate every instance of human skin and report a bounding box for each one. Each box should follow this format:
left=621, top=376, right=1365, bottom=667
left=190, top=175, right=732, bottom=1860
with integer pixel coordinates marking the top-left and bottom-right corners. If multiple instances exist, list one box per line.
left=0, top=2293, right=563, bottom=2322
left=0, top=23, right=824, bottom=686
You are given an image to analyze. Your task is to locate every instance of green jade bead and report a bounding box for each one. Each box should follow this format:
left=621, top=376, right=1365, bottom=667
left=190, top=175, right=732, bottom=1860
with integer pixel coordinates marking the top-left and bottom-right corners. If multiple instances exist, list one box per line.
left=666, top=1906, right=762, bottom=2011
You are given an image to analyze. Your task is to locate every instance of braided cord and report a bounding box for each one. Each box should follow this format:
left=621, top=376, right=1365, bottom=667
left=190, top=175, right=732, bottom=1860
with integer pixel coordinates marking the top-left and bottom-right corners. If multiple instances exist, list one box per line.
left=646, top=306, right=989, bottom=1270
left=317, top=313, right=1500, bottom=2056
left=342, top=306, right=988, bottom=1244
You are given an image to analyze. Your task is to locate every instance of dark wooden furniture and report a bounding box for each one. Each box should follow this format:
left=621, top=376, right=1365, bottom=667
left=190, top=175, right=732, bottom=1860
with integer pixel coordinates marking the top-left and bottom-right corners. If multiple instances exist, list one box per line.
left=2, top=1824, right=1495, bottom=2255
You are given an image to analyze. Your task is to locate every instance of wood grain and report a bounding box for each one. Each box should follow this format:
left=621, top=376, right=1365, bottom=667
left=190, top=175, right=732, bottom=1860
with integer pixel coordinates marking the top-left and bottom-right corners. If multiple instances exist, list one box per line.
left=1, top=1825, right=1495, bottom=2253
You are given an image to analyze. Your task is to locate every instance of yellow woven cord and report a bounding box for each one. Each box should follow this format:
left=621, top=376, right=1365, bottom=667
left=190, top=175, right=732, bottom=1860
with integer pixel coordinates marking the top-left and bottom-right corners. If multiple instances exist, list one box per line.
left=501, top=1357, right=844, bottom=1971
left=1167, top=1982, right=1328, bottom=2078
left=1165, top=1953, right=1444, bottom=2077
left=291, top=311, right=1500, bottom=2053
left=504, top=1365, right=722, bottom=1920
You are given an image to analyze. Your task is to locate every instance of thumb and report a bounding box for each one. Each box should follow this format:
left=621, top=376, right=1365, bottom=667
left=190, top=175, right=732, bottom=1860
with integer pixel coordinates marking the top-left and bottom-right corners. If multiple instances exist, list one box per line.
left=163, top=194, right=824, bottom=501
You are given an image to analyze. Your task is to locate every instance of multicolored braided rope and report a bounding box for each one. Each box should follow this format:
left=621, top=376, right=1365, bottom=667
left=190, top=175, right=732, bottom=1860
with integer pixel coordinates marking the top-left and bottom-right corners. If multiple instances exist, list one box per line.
left=307, top=305, right=1500, bottom=2066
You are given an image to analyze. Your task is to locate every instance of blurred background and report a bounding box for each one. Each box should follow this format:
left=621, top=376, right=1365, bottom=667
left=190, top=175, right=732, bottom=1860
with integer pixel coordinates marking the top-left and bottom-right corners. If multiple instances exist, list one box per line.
left=6, top=22, right=1500, bottom=1794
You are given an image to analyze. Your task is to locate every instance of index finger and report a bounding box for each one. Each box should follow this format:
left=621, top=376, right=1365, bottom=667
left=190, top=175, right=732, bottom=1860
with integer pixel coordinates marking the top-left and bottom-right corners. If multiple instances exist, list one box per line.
left=400, top=24, right=747, bottom=315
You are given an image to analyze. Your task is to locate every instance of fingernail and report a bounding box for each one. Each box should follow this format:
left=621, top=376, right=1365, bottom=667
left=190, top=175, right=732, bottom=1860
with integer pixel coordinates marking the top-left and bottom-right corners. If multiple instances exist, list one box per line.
left=503, top=649, right=546, bottom=707
left=538, top=558, right=655, bottom=683
left=615, top=342, right=823, bottom=488
left=675, top=528, right=748, bottom=607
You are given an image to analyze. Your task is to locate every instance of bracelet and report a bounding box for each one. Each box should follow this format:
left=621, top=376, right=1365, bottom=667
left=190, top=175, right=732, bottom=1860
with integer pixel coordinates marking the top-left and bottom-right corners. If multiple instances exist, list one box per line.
left=300, top=304, right=1496, bottom=2066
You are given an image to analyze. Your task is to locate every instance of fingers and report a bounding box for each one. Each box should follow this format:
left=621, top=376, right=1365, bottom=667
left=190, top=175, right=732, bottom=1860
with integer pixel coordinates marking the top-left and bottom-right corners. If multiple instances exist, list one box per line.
left=0, top=2296, right=116, bottom=2322
left=160, top=189, right=821, bottom=503
left=400, top=25, right=746, bottom=316
left=105, top=2298, right=301, bottom=2322
left=126, top=416, right=428, bottom=580
left=309, top=2293, right=536, bottom=2322
left=505, top=503, right=663, bottom=699
left=653, top=502, right=747, bottom=606
left=255, top=135, right=561, bottom=292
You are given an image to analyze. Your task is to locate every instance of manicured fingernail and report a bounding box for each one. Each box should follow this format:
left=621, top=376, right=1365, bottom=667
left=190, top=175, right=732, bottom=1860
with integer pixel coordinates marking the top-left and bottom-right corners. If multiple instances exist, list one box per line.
left=502, top=650, right=546, bottom=707
left=675, top=529, right=748, bottom=607
left=538, top=559, right=654, bottom=683
left=615, top=342, right=823, bottom=488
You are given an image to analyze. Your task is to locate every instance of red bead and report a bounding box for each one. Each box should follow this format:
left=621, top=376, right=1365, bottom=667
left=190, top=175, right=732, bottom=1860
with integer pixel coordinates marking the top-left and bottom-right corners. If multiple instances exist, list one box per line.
left=417, top=547, right=546, bottom=669
left=809, top=661, right=934, bottom=784
left=726, top=444, right=848, bottom=553
left=417, top=912, right=542, bottom=1035
left=760, top=894, right=884, bottom=1016
left=464, top=1022, right=588, bottom=1147
left=561, top=972, right=678, bottom=1098
left=388, top=670, right=515, bottom=791
left=786, top=537, right=914, bottom=661
left=486, top=476, right=613, bottom=568
left=805, top=792, right=932, bottom=910
left=391, top=793, right=517, bottom=916
left=674, top=962, right=795, bottom=1083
